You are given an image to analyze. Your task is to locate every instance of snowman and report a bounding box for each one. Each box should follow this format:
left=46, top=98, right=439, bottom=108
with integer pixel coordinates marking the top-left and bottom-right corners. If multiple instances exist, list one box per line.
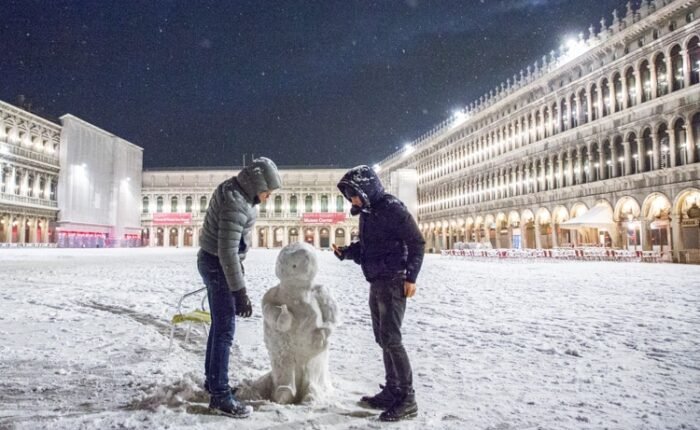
left=238, top=242, right=338, bottom=404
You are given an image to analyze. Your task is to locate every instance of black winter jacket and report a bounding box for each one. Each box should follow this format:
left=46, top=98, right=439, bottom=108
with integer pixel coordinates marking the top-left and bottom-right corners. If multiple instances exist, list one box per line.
left=337, top=166, right=425, bottom=283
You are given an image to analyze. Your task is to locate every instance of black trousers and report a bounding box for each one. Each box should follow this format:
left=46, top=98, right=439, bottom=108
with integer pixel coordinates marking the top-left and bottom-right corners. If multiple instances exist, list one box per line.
left=369, top=276, right=413, bottom=390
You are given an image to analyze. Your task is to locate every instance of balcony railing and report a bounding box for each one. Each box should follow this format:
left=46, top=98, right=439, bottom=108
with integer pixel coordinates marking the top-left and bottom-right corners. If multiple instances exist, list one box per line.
left=0, top=192, right=58, bottom=208
left=0, top=140, right=59, bottom=166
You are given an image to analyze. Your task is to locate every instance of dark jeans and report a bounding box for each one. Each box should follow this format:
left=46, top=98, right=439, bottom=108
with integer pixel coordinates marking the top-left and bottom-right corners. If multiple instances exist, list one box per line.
left=197, top=249, right=237, bottom=397
left=369, top=276, right=413, bottom=390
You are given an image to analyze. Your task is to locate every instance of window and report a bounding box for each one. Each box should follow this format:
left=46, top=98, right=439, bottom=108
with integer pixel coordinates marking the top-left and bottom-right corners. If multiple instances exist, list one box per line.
left=320, top=195, right=329, bottom=212
left=274, top=195, right=282, bottom=214
left=336, top=195, right=344, bottom=212
left=687, top=12, right=695, bottom=23
left=157, top=196, right=163, bottom=213
left=142, top=196, right=149, bottom=214
left=305, top=195, right=313, bottom=213
left=290, top=195, right=298, bottom=214
left=200, top=196, right=207, bottom=212
left=185, top=196, right=193, bottom=213
left=652, top=29, right=659, bottom=40
left=171, top=196, right=178, bottom=213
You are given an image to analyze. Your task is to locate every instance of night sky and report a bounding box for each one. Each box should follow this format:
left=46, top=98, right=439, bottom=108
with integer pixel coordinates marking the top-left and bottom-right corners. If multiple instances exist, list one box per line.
left=2, top=0, right=628, bottom=169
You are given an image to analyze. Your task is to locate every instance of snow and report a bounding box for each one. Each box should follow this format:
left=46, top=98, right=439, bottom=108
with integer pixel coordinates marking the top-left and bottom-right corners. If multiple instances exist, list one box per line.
left=1, top=248, right=699, bottom=429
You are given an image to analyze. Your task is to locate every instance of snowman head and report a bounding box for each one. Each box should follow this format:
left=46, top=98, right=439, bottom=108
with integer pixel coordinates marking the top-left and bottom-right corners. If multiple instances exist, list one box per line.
left=275, top=242, right=318, bottom=287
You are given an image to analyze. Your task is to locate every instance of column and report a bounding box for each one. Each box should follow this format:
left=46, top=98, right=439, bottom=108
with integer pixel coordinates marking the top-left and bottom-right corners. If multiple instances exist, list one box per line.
left=666, top=54, right=674, bottom=94
left=640, top=220, right=651, bottom=251
left=611, top=144, right=619, bottom=177
left=682, top=49, right=692, bottom=89
left=18, top=216, right=26, bottom=244
left=267, top=226, right=274, bottom=249
left=621, top=74, right=629, bottom=110
left=668, top=131, right=677, bottom=168
left=586, top=91, right=593, bottom=123
left=650, top=59, right=658, bottom=100
left=575, top=95, right=582, bottom=126
left=624, top=141, right=632, bottom=176
left=598, top=146, right=606, bottom=180
left=5, top=215, right=12, bottom=244
left=29, top=217, right=37, bottom=244
left=20, top=170, right=28, bottom=196
left=687, top=114, right=696, bottom=164
left=596, top=83, right=604, bottom=118
left=282, top=226, right=288, bottom=247
left=330, top=227, right=336, bottom=248
left=608, top=79, right=616, bottom=113
left=551, top=223, right=558, bottom=248
left=671, top=215, right=684, bottom=262
left=634, top=70, right=643, bottom=106
left=534, top=222, right=542, bottom=249
left=177, top=226, right=184, bottom=247
left=313, top=227, right=320, bottom=248
left=192, top=225, right=199, bottom=248
left=652, top=134, right=660, bottom=170
left=41, top=218, right=51, bottom=243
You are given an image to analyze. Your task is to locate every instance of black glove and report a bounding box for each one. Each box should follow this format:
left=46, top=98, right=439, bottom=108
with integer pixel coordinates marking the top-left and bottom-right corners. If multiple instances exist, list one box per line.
left=232, top=287, right=252, bottom=318
left=332, top=245, right=347, bottom=261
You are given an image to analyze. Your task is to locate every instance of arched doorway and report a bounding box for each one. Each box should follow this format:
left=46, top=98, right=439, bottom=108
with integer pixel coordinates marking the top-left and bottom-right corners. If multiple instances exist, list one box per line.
left=536, top=208, right=552, bottom=249
left=552, top=206, right=570, bottom=247
left=0, top=217, right=6, bottom=243
left=319, top=228, right=330, bottom=248
left=350, top=228, right=359, bottom=242
left=673, top=188, right=700, bottom=262
left=288, top=228, right=299, bottom=244
left=484, top=215, right=497, bottom=248
left=258, top=227, right=269, bottom=248
left=141, top=228, right=150, bottom=247
left=184, top=228, right=193, bottom=247
left=169, top=228, right=178, bottom=247
left=334, top=228, right=346, bottom=246
left=304, top=228, right=315, bottom=246
left=156, top=228, right=164, bottom=246
left=521, top=210, right=535, bottom=249
left=642, top=193, right=672, bottom=254
left=273, top=227, right=284, bottom=248
left=614, top=197, right=642, bottom=250
left=508, top=211, right=521, bottom=249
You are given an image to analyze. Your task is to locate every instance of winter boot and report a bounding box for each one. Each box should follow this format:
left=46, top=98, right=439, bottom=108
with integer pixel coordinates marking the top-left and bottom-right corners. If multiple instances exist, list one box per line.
left=359, top=384, right=396, bottom=409
left=379, top=387, right=418, bottom=422
left=204, top=381, right=237, bottom=396
left=209, top=393, right=253, bottom=418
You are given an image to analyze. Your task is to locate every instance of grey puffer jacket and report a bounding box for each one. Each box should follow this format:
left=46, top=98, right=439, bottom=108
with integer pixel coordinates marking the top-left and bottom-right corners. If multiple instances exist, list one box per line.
left=199, top=157, right=282, bottom=291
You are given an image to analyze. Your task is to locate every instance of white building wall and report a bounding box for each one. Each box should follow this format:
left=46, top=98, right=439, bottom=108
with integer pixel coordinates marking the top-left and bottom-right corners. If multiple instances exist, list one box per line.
left=57, top=114, right=143, bottom=244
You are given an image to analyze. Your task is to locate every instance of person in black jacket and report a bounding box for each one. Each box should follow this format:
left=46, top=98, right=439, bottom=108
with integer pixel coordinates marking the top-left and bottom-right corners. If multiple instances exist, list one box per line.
left=333, top=165, right=425, bottom=422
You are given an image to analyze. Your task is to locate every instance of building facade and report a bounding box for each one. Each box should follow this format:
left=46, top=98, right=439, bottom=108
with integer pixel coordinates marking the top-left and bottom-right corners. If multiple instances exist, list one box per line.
left=377, top=0, right=700, bottom=263
left=0, top=100, right=61, bottom=245
left=0, top=100, right=144, bottom=247
left=140, top=168, right=359, bottom=249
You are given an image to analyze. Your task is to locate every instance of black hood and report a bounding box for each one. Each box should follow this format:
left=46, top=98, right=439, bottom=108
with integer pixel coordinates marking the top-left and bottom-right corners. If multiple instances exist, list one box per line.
left=337, top=165, right=385, bottom=215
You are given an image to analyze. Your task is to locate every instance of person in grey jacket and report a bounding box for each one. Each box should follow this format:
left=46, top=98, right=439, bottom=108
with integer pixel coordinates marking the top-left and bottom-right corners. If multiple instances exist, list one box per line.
left=197, top=157, right=281, bottom=418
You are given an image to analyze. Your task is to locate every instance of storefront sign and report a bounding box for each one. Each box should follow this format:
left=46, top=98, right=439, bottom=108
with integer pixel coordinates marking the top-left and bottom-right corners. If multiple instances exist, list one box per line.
left=153, top=213, right=192, bottom=225
left=302, top=213, right=346, bottom=225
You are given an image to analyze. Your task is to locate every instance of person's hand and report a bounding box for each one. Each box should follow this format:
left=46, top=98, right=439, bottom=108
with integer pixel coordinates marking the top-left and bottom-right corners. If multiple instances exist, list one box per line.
left=404, top=282, right=416, bottom=298
left=331, top=244, right=346, bottom=260
left=233, top=288, right=253, bottom=318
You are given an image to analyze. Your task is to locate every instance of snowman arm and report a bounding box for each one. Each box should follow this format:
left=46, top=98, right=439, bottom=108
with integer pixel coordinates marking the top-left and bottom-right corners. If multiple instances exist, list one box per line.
left=315, top=285, right=338, bottom=329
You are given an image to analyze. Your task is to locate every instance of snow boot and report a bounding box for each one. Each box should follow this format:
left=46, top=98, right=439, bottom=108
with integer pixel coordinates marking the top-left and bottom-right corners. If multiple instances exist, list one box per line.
left=208, top=393, right=253, bottom=418
left=379, top=387, right=418, bottom=422
left=359, top=384, right=396, bottom=409
left=204, top=381, right=237, bottom=396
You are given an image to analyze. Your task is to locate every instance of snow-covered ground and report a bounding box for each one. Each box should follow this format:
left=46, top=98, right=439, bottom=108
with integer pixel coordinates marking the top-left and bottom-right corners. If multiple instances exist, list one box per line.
left=1, top=248, right=699, bottom=430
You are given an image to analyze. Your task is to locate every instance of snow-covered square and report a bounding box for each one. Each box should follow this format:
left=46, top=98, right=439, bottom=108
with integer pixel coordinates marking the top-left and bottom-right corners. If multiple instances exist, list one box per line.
left=1, top=248, right=699, bottom=429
